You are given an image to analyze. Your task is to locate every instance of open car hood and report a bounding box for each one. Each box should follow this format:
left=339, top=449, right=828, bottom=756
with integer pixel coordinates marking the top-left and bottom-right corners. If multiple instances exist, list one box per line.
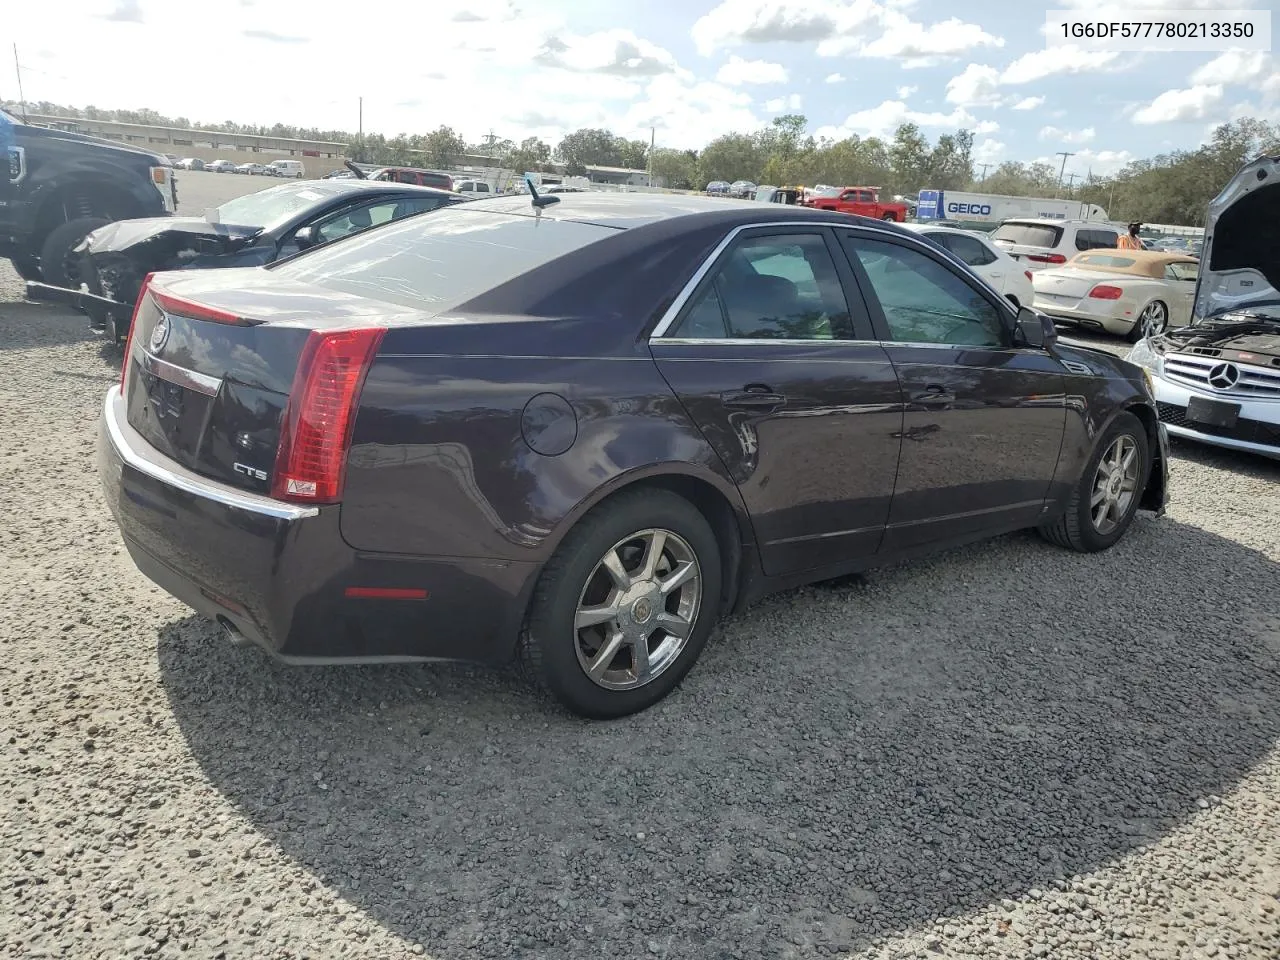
left=1194, top=153, right=1280, bottom=322
left=82, top=217, right=260, bottom=254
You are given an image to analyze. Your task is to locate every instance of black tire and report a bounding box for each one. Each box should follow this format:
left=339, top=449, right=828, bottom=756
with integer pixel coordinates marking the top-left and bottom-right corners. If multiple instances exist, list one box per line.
left=1038, top=411, right=1150, bottom=553
left=880, top=212, right=897, bottom=221
left=38, top=217, right=110, bottom=291
left=10, top=255, right=43, bottom=282
left=520, top=488, right=723, bottom=719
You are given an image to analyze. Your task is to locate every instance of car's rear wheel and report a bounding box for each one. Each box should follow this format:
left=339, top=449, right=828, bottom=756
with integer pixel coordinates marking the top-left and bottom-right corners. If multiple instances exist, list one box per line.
left=880, top=212, right=897, bottom=221
left=39, top=217, right=110, bottom=292
left=1038, top=411, right=1150, bottom=552
left=1130, top=300, right=1168, bottom=342
left=521, top=489, right=722, bottom=719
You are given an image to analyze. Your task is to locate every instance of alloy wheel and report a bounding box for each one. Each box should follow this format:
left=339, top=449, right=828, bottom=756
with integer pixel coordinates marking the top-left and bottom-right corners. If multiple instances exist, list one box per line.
left=1090, top=434, right=1140, bottom=535
left=573, top=528, right=702, bottom=691
left=1139, top=301, right=1167, bottom=339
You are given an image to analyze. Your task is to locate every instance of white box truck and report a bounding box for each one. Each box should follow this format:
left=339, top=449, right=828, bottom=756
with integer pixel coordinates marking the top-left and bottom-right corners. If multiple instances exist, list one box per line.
left=916, top=189, right=1107, bottom=228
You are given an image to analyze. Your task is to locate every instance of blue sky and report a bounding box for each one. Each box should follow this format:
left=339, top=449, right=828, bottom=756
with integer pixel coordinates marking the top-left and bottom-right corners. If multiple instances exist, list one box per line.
left=8, top=0, right=1278, bottom=177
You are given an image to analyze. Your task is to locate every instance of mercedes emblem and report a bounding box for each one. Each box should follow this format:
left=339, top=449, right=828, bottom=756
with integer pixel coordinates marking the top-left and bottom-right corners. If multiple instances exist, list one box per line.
left=149, top=314, right=171, bottom=353
left=1206, top=362, right=1240, bottom=390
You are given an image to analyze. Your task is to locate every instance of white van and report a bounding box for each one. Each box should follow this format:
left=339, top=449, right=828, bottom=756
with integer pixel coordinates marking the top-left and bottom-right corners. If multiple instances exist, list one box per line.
left=266, top=160, right=306, bottom=179
left=454, top=179, right=494, bottom=199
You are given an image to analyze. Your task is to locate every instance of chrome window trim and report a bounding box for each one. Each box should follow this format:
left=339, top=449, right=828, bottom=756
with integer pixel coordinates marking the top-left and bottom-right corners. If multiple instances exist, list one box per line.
left=647, top=219, right=1017, bottom=346
left=139, top=349, right=223, bottom=397
left=102, top=386, right=318, bottom=521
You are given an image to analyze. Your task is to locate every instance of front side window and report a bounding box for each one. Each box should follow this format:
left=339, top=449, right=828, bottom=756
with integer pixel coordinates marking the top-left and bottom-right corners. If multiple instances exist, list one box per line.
left=843, top=236, right=1007, bottom=347
left=671, top=233, right=854, bottom=340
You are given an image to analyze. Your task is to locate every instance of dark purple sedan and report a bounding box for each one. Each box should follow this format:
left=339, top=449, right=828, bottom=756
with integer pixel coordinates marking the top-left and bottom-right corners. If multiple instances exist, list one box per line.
left=98, top=192, right=1169, bottom=718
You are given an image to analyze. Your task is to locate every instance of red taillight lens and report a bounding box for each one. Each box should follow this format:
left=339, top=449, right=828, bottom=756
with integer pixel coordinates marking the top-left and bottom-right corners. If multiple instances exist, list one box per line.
left=119, top=272, right=157, bottom=397
left=1028, top=253, right=1068, bottom=264
left=272, top=328, right=385, bottom=505
left=1088, top=284, right=1124, bottom=300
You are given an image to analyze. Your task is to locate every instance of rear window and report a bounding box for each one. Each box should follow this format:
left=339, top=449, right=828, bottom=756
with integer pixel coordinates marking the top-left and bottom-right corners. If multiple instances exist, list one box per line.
left=1075, top=228, right=1120, bottom=251
left=991, top=222, right=1063, bottom=248
left=269, top=207, right=617, bottom=313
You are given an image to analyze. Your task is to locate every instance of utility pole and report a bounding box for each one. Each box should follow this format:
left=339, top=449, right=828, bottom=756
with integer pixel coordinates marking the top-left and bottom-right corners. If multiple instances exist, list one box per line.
left=977, top=162, right=990, bottom=182
left=647, top=126, right=655, bottom=187
left=1065, top=171, right=1079, bottom=195
left=1054, top=151, right=1074, bottom=198
left=357, top=97, right=363, bottom=138
left=13, top=44, right=28, bottom=121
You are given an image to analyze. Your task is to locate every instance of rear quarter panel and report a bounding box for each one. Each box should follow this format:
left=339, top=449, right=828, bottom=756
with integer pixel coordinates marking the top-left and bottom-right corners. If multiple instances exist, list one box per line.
left=340, top=338, right=744, bottom=562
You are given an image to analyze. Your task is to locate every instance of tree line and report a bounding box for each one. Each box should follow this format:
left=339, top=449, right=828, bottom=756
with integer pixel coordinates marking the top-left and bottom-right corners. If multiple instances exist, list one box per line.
left=9, top=100, right=1277, bottom=226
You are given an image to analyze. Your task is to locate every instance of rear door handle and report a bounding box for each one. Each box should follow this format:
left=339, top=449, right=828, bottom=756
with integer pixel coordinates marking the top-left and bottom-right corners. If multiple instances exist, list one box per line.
left=910, top=384, right=955, bottom=408
left=721, top=384, right=787, bottom=410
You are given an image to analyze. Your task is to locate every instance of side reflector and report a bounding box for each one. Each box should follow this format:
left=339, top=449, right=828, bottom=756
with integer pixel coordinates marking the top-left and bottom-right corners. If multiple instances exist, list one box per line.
left=344, top=587, right=429, bottom=600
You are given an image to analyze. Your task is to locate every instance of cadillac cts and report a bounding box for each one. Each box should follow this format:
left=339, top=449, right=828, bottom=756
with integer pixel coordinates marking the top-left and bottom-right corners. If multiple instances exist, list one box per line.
left=98, top=193, right=1169, bottom=718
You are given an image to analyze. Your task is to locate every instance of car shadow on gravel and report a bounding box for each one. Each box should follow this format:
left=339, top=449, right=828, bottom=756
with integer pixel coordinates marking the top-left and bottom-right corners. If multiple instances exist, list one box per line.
left=157, top=516, right=1280, bottom=960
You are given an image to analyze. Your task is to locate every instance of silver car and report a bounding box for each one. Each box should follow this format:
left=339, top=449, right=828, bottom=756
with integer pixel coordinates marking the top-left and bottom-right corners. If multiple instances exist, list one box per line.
left=1126, top=153, right=1280, bottom=460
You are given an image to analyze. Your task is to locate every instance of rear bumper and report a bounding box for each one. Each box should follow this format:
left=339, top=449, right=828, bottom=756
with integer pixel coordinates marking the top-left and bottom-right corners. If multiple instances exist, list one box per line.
left=1033, top=298, right=1134, bottom=336
left=97, top=386, right=537, bottom=664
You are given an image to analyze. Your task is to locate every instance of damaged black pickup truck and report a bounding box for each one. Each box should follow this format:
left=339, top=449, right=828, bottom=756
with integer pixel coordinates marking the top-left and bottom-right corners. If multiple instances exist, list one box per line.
left=2, top=108, right=176, bottom=286
left=36, top=177, right=463, bottom=343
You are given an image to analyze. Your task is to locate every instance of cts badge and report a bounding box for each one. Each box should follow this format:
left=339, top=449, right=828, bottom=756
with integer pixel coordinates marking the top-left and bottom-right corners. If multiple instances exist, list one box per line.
left=233, top=462, right=269, bottom=482
left=149, top=314, right=171, bottom=353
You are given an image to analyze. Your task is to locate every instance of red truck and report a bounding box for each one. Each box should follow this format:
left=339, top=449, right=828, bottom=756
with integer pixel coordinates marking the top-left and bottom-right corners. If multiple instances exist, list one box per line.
left=805, top=186, right=909, bottom=222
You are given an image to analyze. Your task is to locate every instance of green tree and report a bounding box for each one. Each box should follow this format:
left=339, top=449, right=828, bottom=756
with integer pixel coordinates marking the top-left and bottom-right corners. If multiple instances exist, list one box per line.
left=554, top=128, right=624, bottom=175
left=505, top=136, right=553, bottom=175
left=888, top=123, right=931, bottom=194
left=649, top=148, right=699, bottom=189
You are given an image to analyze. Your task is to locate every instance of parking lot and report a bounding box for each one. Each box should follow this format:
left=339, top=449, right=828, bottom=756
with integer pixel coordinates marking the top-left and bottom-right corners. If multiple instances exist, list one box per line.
left=2, top=181, right=1280, bottom=959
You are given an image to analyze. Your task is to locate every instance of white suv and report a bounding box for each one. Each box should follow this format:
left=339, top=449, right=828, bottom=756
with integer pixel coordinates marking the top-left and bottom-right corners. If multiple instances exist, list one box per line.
left=990, top=219, right=1121, bottom=271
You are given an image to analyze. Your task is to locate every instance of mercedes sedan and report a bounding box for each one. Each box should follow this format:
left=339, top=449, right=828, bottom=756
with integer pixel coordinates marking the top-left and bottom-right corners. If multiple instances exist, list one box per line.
left=98, top=194, right=1169, bottom=718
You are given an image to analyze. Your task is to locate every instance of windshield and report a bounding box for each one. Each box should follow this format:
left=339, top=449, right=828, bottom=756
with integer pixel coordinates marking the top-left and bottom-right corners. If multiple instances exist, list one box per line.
left=208, top=182, right=335, bottom=228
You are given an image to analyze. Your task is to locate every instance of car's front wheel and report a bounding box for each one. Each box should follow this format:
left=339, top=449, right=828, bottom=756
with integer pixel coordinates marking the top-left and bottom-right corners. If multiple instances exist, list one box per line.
left=1038, top=411, right=1150, bottom=552
left=521, top=488, right=722, bottom=719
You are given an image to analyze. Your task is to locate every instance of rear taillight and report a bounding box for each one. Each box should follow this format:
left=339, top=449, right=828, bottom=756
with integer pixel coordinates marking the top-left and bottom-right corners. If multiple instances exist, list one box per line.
left=119, top=272, right=157, bottom=397
left=1088, top=284, right=1124, bottom=300
left=272, top=328, right=385, bottom=505
left=1028, top=253, right=1068, bottom=264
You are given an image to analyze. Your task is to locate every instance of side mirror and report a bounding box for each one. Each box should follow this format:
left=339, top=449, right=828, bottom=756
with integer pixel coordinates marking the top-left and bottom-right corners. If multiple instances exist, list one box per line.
left=293, top=225, right=319, bottom=248
left=1015, top=306, right=1057, bottom=349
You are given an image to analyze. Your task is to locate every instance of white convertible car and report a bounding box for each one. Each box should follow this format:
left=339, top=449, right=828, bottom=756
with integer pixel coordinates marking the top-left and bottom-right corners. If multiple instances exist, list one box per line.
left=1031, top=250, right=1200, bottom=342
left=1126, top=152, right=1280, bottom=460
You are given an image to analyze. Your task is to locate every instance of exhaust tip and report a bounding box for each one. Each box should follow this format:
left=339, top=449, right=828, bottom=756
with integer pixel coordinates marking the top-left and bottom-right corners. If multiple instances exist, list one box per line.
left=217, top=616, right=251, bottom=648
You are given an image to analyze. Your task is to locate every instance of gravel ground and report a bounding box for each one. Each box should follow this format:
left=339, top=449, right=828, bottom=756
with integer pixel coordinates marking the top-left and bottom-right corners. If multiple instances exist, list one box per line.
left=2, top=259, right=1279, bottom=960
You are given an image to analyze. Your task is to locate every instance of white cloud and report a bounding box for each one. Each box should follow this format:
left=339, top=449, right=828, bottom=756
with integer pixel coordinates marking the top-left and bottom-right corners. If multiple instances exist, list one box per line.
left=535, top=28, right=681, bottom=77
left=624, top=74, right=765, bottom=149
left=1132, top=85, right=1225, bottom=124
left=764, top=93, right=804, bottom=112
left=715, top=55, right=788, bottom=85
left=973, top=119, right=1000, bottom=135
left=816, top=99, right=976, bottom=140
left=1001, top=46, right=1120, bottom=84
left=1012, top=96, right=1045, bottom=111
left=825, top=72, right=846, bottom=84
left=1191, top=50, right=1271, bottom=88
left=691, top=0, right=1001, bottom=67
left=973, top=138, right=1005, bottom=165
left=1038, top=125, right=1096, bottom=144
left=944, top=64, right=1001, bottom=107
left=897, top=85, right=917, bottom=98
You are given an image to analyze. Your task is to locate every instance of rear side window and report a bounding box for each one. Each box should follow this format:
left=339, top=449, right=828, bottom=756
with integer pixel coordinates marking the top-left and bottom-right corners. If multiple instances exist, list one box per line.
left=1075, top=229, right=1119, bottom=251
left=991, top=223, right=1063, bottom=248
left=933, top=233, right=997, bottom=266
left=270, top=207, right=617, bottom=313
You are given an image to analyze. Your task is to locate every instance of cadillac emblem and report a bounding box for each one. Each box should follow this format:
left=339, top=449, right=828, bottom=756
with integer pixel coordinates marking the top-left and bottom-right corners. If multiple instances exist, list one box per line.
left=149, top=314, right=171, bottom=353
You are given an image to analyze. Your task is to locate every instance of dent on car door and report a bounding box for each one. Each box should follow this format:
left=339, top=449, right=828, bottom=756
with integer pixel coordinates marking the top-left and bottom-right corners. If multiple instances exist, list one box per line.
left=649, top=227, right=904, bottom=577
left=838, top=230, right=1068, bottom=551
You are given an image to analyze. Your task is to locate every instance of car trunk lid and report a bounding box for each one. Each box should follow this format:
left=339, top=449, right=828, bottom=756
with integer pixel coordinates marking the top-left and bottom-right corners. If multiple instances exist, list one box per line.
left=1031, top=267, right=1114, bottom=304
left=121, top=268, right=428, bottom=499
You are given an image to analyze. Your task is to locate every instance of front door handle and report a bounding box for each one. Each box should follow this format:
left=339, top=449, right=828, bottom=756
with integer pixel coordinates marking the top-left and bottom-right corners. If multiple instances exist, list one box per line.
left=910, top=384, right=955, bottom=408
left=721, top=384, right=787, bottom=410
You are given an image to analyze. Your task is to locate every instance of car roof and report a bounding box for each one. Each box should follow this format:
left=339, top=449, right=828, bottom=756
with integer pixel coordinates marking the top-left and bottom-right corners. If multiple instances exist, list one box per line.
left=1000, top=218, right=1116, bottom=227
left=1072, top=249, right=1198, bottom=270
left=304, top=179, right=458, bottom=199
left=456, top=191, right=892, bottom=230
left=903, top=223, right=992, bottom=240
